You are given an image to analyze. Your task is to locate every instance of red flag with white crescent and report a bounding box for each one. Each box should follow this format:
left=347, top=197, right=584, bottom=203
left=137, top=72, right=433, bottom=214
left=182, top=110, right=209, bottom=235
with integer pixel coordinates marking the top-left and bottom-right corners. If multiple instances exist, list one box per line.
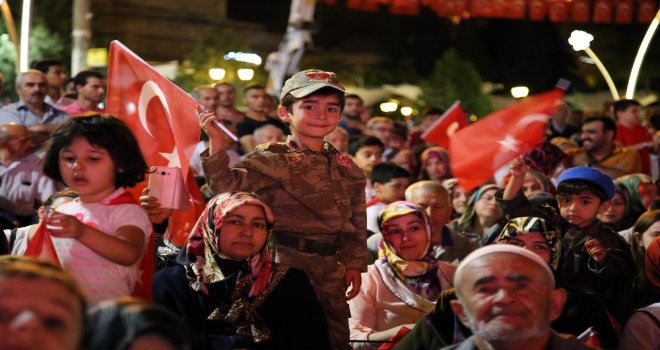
left=449, top=88, right=565, bottom=192
left=24, top=221, right=60, bottom=266
left=106, top=40, right=205, bottom=247
left=421, top=101, right=468, bottom=150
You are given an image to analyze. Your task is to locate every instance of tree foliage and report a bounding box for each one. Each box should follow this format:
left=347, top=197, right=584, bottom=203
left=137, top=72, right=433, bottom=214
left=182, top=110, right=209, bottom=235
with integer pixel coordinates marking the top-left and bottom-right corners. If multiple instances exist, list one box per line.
left=418, top=49, right=494, bottom=118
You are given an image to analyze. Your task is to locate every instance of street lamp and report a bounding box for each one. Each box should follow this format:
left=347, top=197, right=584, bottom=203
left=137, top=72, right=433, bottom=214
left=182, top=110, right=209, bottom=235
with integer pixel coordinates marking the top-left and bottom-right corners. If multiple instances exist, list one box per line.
left=209, top=68, right=226, bottom=80
left=380, top=101, right=398, bottom=113
left=568, top=30, right=619, bottom=100
left=625, top=9, right=660, bottom=99
left=510, top=86, right=529, bottom=98
left=19, top=0, right=31, bottom=72
left=237, top=68, right=254, bottom=81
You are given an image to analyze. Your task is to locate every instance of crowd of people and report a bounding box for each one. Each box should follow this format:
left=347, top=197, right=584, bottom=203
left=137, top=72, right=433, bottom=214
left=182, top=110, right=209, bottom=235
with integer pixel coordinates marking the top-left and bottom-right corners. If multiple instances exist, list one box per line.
left=0, top=63, right=659, bottom=350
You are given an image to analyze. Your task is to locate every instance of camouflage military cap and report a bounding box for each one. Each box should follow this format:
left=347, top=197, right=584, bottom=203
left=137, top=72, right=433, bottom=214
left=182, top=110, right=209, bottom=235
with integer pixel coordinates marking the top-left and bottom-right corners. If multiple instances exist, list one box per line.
left=280, top=69, right=345, bottom=100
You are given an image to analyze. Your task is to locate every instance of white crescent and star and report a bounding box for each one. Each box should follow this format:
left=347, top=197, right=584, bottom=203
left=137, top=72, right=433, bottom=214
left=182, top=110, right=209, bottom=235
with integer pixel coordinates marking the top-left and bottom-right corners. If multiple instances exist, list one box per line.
left=137, top=80, right=181, bottom=168
left=497, top=113, right=549, bottom=153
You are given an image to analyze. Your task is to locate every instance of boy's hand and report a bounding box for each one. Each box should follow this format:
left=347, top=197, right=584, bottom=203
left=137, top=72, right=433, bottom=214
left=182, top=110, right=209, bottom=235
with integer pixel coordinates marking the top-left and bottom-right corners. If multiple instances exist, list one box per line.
left=198, top=106, right=233, bottom=154
left=139, top=187, right=172, bottom=224
left=585, top=239, right=607, bottom=263
left=345, top=268, right=362, bottom=300
left=509, top=157, right=529, bottom=178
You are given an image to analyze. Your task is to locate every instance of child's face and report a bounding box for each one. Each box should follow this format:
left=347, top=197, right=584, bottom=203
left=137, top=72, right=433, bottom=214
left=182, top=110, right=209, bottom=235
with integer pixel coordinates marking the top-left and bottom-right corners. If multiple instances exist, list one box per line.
left=58, top=137, right=117, bottom=203
left=618, top=105, right=641, bottom=126
left=557, top=192, right=609, bottom=228
left=278, top=95, right=342, bottom=149
left=351, top=145, right=382, bottom=175
left=374, top=177, right=410, bottom=204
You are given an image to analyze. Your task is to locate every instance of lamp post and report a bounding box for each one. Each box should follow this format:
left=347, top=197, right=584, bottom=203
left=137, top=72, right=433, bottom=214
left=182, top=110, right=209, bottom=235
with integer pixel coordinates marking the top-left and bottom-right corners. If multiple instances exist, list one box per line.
left=568, top=30, right=620, bottom=100
left=625, top=9, right=660, bottom=99
left=19, top=0, right=32, bottom=72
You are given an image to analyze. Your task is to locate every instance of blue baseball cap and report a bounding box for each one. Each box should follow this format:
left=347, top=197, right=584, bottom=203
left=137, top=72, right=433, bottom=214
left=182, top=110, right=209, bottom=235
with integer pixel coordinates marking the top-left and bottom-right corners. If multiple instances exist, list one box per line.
left=557, top=166, right=615, bottom=199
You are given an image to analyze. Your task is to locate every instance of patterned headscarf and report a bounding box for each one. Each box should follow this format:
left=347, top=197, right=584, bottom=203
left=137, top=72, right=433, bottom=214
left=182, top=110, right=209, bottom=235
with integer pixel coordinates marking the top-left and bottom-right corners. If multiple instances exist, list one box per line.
left=182, top=191, right=275, bottom=296
left=418, top=146, right=452, bottom=181
left=377, top=201, right=442, bottom=300
left=616, top=173, right=656, bottom=220
left=498, top=216, right=561, bottom=270
left=523, top=142, right=566, bottom=176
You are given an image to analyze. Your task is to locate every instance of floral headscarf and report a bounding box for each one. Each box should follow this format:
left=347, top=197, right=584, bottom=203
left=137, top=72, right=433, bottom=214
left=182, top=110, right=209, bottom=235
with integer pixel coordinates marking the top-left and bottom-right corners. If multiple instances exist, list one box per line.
left=523, top=142, right=566, bottom=176
left=497, top=216, right=561, bottom=270
left=377, top=201, right=444, bottom=300
left=418, top=146, right=452, bottom=181
left=182, top=191, right=275, bottom=296
left=616, top=173, right=656, bottom=220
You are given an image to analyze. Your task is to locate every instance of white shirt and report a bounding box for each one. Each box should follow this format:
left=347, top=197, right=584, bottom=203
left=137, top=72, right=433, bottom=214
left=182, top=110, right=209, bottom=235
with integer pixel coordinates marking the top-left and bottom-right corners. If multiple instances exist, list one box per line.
left=0, top=153, right=58, bottom=216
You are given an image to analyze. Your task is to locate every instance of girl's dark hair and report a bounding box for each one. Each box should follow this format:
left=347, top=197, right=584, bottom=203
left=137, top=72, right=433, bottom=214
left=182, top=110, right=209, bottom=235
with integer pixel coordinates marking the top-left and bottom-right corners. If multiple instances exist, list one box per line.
left=42, top=115, right=148, bottom=188
left=86, top=296, right=190, bottom=350
left=280, top=86, right=346, bottom=114
left=557, top=180, right=607, bottom=202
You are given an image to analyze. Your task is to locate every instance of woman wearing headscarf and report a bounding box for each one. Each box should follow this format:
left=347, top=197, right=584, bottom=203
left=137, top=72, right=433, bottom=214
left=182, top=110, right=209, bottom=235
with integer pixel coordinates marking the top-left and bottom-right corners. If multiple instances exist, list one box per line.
left=598, top=185, right=633, bottom=234
left=418, top=147, right=452, bottom=182
left=453, top=184, right=506, bottom=245
left=348, top=201, right=455, bottom=349
left=616, top=173, right=658, bottom=223
left=152, top=192, right=330, bottom=350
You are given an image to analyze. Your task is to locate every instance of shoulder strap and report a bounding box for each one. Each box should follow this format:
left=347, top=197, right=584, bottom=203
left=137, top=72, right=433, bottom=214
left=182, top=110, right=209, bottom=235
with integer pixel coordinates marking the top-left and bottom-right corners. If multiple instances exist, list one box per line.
left=636, top=308, right=660, bottom=329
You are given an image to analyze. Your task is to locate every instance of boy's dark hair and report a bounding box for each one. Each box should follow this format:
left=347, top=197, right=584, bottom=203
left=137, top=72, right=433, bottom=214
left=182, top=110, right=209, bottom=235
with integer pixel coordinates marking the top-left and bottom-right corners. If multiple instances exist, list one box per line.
left=44, top=189, right=79, bottom=207
left=371, top=162, right=411, bottom=184
left=347, top=135, right=384, bottom=156
left=243, top=84, right=266, bottom=94
left=584, top=115, right=617, bottom=138
left=649, top=114, right=660, bottom=132
left=280, top=86, right=346, bottom=114
left=423, top=107, right=445, bottom=118
left=72, top=70, right=104, bottom=89
left=557, top=180, right=608, bottom=202
left=345, top=94, right=363, bottom=103
left=613, top=99, right=641, bottom=115
left=31, top=59, right=64, bottom=74
left=42, top=115, right=148, bottom=188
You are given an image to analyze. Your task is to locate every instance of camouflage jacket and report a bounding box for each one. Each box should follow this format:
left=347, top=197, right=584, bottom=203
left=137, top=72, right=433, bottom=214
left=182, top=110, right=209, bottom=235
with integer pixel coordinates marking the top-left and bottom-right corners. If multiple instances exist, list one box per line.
left=201, top=136, right=368, bottom=272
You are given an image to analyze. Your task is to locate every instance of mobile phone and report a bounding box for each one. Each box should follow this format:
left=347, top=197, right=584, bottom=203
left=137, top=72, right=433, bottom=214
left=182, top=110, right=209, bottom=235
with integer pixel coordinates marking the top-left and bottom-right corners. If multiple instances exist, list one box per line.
left=148, top=166, right=190, bottom=210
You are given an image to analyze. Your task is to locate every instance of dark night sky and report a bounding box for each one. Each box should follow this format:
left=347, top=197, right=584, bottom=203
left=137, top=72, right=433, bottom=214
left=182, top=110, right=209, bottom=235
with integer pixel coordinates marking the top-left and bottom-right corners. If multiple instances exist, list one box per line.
left=226, top=0, right=660, bottom=94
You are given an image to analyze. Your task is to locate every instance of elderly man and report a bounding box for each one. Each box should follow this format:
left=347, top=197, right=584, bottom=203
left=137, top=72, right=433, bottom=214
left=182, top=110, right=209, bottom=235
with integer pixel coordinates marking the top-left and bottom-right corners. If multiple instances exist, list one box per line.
left=571, top=115, right=640, bottom=178
left=0, top=70, right=69, bottom=146
left=444, top=245, right=591, bottom=350
left=0, top=123, right=58, bottom=226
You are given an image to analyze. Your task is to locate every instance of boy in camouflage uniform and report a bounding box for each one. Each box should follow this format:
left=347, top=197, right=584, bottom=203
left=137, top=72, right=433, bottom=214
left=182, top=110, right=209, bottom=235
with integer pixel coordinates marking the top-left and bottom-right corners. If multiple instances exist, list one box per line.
left=199, top=69, right=367, bottom=350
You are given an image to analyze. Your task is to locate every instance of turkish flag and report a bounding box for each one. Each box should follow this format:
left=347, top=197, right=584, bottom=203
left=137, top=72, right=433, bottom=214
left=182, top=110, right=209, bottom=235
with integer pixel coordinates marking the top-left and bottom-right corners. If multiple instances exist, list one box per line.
left=449, top=88, right=565, bottom=192
left=421, top=101, right=468, bottom=150
left=106, top=40, right=205, bottom=247
left=24, top=221, right=60, bottom=266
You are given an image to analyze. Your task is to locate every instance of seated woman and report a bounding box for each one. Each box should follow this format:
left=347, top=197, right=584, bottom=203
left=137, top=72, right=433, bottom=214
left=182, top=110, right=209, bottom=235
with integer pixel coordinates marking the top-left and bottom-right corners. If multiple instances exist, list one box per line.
left=87, top=296, right=190, bottom=350
left=152, top=192, right=330, bottom=350
left=452, top=184, right=505, bottom=245
left=348, top=201, right=455, bottom=349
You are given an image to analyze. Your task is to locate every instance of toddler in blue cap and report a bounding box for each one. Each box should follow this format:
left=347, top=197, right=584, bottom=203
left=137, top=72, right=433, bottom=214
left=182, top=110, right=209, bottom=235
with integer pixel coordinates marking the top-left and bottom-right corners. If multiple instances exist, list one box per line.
left=502, top=162, right=635, bottom=326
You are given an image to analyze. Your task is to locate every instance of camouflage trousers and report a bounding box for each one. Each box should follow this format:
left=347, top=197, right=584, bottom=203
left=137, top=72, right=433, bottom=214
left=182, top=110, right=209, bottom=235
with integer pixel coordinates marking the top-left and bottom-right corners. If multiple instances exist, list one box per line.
left=273, top=244, right=351, bottom=350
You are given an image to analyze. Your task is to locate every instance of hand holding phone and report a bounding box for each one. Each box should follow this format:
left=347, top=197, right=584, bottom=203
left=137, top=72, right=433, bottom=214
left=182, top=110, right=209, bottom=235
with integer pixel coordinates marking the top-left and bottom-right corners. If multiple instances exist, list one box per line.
left=148, top=166, right=190, bottom=210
